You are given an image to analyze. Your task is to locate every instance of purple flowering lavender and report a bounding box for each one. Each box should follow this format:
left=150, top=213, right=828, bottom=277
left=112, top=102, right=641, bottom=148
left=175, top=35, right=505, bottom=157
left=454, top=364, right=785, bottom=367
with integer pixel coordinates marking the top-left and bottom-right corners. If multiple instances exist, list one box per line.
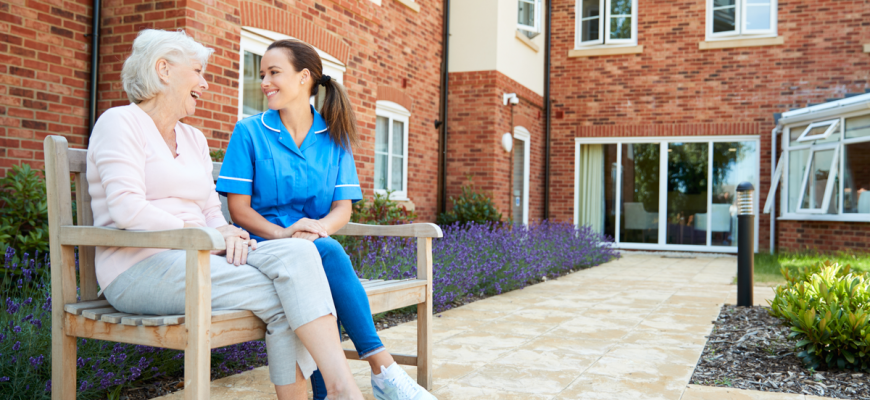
left=342, top=221, right=619, bottom=312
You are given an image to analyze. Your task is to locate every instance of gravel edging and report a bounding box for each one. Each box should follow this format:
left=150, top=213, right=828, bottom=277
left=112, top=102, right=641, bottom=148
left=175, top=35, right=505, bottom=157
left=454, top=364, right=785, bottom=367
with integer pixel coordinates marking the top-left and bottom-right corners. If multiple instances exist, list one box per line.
left=691, top=305, right=870, bottom=399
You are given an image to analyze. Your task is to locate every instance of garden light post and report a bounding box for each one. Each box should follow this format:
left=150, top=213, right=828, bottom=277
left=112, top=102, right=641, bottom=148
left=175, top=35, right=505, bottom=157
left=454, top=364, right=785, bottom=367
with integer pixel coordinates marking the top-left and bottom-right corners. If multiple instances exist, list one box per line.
left=736, top=182, right=754, bottom=307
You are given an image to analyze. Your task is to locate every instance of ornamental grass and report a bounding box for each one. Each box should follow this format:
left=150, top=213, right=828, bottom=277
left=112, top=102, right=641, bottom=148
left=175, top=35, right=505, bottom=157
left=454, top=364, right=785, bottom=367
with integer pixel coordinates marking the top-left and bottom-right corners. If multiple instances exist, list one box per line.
left=2, top=221, right=617, bottom=398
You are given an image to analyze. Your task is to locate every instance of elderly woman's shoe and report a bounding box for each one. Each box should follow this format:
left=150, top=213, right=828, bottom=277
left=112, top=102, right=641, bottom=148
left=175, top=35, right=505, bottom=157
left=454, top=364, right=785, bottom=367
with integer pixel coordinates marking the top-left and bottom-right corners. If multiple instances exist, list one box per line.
left=371, top=363, right=437, bottom=400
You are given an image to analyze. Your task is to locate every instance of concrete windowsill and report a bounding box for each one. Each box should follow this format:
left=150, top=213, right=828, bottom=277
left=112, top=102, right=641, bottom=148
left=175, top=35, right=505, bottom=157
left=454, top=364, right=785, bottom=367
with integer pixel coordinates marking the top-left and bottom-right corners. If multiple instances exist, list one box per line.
left=515, top=31, right=540, bottom=52
left=394, top=0, right=419, bottom=12
left=864, top=43, right=870, bottom=53
left=517, top=30, right=541, bottom=53
left=568, top=45, right=643, bottom=58
left=699, top=36, right=784, bottom=50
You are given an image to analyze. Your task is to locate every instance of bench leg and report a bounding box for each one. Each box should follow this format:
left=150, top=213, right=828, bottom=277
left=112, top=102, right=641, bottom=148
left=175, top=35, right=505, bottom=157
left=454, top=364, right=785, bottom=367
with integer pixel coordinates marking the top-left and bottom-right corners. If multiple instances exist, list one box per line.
left=416, top=301, right=433, bottom=390
left=51, top=325, right=76, bottom=400
left=184, top=250, right=212, bottom=400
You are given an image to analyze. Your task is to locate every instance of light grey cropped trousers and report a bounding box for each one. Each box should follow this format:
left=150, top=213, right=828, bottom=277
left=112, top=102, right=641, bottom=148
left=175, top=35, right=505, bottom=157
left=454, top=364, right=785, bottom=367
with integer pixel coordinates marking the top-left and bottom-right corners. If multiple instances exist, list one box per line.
left=103, top=238, right=337, bottom=385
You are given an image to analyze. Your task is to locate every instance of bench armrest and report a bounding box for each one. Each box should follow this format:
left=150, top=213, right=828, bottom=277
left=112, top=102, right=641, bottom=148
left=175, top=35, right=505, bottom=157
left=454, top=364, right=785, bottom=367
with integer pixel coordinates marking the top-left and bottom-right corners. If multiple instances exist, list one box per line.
left=335, top=222, right=443, bottom=238
left=60, top=226, right=226, bottom=251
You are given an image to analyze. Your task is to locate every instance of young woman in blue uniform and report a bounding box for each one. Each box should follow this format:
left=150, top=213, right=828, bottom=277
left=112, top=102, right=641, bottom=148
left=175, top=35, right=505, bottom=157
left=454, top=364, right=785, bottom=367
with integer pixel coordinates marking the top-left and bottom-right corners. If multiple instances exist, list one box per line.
left=216, top=39, right=436, bottom=400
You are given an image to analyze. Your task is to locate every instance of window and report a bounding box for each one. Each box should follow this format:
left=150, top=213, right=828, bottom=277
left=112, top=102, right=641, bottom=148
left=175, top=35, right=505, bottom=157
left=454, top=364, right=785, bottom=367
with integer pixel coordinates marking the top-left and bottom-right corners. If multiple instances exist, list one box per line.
left=374, top=101, right=410, bottom=200
left=576, top=0, right=637, bottom=47
left=706, top=0, right=777, bottom=40
left=767, top=112, right=870, bottom=220
left=575, top=136, right=759, bottom=252
left=518, top=0, right=542, bottom=34
left=239, top=28, right=346, bottom=120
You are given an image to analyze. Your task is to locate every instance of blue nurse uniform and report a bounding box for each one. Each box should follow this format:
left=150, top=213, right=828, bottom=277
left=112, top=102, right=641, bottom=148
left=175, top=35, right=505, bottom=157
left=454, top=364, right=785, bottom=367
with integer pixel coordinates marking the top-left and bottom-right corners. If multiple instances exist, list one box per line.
left=217, top=107, right=385, bottom=399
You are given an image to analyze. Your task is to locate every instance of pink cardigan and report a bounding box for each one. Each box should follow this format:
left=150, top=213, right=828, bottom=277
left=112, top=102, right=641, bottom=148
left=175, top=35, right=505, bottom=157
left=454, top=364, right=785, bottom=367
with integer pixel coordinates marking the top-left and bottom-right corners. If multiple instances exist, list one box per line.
left=87, top=104, right=228, bottom=289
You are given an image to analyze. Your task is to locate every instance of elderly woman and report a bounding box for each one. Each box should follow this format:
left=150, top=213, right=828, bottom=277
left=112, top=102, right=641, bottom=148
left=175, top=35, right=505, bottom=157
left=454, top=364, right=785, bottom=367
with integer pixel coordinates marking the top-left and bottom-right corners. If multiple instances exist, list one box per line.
left=87, top=29, right=363, bottom=400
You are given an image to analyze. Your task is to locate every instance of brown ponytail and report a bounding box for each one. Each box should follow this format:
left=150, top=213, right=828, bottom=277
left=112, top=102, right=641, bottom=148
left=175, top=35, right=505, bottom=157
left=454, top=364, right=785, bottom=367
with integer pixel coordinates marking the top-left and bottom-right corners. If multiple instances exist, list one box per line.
left=266, top=39, right=359, bottom=151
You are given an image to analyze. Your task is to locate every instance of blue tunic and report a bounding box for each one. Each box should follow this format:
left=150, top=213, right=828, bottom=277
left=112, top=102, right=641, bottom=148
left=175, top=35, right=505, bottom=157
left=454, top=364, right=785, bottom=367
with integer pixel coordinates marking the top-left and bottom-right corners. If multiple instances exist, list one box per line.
left=216, top=106, right=363, bottom=242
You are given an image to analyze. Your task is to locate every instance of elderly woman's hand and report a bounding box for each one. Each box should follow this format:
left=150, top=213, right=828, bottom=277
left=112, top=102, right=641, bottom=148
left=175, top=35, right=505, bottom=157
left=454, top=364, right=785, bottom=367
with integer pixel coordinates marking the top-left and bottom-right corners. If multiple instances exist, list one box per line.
left=214, top=225, right=257, bottom=266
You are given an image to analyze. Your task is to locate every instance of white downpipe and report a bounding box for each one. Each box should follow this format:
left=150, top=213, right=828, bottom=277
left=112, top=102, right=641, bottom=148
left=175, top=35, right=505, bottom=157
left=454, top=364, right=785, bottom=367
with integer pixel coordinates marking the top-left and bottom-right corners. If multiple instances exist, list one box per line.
left=770, top=126, right=780, bottom=254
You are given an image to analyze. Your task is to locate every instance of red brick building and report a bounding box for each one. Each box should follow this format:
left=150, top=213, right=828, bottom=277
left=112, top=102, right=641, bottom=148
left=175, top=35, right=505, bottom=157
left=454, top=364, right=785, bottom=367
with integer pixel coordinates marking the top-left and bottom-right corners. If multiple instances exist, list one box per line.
left=0, top=0, right=446, bottom=220
left=3, top=0, right=870, bottom=253
left=550, top=0, right=870, bottom=253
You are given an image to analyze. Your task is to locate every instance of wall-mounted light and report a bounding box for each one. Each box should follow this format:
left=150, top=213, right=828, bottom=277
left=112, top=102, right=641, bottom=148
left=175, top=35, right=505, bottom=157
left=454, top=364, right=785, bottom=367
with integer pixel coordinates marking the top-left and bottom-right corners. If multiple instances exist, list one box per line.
left=501, top=132, right=513, bottom=152
left=503, top=93, right=519, bottom=106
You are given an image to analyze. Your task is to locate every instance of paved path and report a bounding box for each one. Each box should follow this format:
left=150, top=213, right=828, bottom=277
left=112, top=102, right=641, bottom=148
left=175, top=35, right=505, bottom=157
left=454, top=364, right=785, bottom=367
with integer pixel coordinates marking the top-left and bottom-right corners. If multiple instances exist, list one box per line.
left=158, top=254, right=830, bottom=400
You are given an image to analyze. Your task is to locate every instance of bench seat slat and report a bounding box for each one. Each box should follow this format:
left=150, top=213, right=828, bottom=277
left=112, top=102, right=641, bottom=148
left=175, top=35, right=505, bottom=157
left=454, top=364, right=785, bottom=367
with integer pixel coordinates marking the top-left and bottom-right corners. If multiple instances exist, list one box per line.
left=101, top=313, right=135, bottom=324
left=64, top=300, right=111, bottom=315
left=82, top=307, right=119, bottom=320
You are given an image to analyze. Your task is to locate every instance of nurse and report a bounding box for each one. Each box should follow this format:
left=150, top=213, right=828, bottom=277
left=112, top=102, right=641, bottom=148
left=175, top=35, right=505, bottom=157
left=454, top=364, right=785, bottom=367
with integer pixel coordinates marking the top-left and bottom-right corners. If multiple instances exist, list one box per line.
left=217, top=39, right=436, bottom=400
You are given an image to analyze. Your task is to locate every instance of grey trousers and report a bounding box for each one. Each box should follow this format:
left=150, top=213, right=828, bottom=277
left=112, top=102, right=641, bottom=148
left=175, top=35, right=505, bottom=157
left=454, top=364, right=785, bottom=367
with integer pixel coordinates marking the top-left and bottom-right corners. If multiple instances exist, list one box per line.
left=103, top=238, right=337, bottom=385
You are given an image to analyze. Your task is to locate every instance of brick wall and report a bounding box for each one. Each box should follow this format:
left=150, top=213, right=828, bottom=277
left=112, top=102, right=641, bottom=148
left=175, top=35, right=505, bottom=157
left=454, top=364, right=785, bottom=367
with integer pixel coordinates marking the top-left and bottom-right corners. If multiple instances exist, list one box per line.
left=0, top=0, right=93, bottom=171
left=446, top=70, right=546, bottom=222
left=549, top=0, right=870, bottom=251
left=777, top=220, right=870, bottom=253
left=1, top=0, right=444, bottom=221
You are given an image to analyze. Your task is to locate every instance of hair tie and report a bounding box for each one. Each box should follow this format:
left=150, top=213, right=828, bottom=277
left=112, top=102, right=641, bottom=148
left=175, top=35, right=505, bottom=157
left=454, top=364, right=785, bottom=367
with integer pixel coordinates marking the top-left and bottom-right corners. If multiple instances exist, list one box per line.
left=319, top=75, right=332, bottom=86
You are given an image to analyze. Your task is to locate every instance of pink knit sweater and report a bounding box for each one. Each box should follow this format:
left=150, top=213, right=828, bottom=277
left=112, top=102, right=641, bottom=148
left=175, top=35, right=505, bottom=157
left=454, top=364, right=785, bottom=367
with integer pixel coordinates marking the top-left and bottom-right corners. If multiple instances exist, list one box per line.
left=87, top=104, right=228, bottom=289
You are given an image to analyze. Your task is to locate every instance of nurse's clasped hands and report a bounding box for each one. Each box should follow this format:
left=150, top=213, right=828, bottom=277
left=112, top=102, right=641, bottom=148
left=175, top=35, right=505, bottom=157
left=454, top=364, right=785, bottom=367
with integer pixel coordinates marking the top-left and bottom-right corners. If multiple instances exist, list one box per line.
left=283, top=217, right=330, bottom=241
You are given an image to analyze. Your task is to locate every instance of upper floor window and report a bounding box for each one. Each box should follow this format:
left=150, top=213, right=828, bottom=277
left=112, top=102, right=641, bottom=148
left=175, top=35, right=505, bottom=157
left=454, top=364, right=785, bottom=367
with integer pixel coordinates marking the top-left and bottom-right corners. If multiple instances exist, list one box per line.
left=518, top=0, right=542, bottom=35
left=239, top=28, right=346, bottom=120
left=375, top=101, right=411, bottom=200
left=707, top=0, right=777, bottom=40
left=576, top=0, right=637, bottom=47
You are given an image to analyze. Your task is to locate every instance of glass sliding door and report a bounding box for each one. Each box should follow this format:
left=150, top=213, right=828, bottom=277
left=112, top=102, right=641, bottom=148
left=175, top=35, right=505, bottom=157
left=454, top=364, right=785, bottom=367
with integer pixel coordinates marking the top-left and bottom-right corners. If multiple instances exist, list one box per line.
left=577, top=144, right=618, bottom=238
left=575, top=136, right=758, bottom=252
left=710, top=141, right=758, bottom=246
left=620, top=143, right=659, bottom=243
left=667, top=142, right=709, bottom=245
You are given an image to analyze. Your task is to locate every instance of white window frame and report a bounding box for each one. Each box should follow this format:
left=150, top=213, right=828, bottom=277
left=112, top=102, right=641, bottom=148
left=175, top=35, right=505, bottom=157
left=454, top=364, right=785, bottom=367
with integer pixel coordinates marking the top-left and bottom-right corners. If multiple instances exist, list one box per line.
left=575, top=0, right=638, bottom=48
left=795, top=119, right=839, bottom=143
left=573, top=135, right=761, bottom=253
left=239, top=28, right=346, bottom=120
left=795, top=145, right=839, bottom=214
left=705, top=0, right=777, bottom=41
left=374, top=100, right=410, bottom=201
left=772, top=110, right=870, bottom=221
left=518, top=0, right=543, bottom=34
left=513, top=126, right=532, bottom=225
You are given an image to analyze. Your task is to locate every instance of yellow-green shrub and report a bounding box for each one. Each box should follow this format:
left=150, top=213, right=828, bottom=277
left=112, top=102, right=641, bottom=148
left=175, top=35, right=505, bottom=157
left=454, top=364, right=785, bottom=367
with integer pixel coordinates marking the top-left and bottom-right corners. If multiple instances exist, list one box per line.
left=768, top=261, right=870, bottom=371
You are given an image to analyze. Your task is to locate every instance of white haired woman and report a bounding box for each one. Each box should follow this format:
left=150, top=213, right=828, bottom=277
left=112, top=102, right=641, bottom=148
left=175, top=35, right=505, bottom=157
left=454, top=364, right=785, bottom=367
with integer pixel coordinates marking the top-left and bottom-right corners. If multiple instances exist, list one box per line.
left=87, top=29, right=363, bottom=400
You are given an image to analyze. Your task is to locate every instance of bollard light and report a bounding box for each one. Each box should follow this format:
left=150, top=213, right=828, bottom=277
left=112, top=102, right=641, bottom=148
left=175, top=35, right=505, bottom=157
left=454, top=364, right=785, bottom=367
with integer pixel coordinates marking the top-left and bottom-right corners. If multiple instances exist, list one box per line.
left=736, top=182, right=754, bottom=307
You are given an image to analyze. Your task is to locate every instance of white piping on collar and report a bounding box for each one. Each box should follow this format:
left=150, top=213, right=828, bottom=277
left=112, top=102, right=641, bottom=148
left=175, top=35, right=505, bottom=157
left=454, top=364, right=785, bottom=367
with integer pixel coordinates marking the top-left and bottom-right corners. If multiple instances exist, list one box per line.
left=260, top=113, right=280, bottom=133
left=262, top=112, right=328, bottom=135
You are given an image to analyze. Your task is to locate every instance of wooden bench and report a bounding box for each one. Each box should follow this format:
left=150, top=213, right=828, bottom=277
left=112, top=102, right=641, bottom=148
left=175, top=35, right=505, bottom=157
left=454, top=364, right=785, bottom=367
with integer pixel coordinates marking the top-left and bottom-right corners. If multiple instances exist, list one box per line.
left=45, top=135, right=442, bottom=400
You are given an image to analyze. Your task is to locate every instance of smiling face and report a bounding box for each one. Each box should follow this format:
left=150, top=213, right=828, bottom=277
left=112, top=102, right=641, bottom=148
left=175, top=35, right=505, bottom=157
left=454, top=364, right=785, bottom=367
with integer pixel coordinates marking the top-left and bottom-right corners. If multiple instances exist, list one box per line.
left=160, top=58, right=209, bottom=118
left=260, top=48, right=312, bottom=111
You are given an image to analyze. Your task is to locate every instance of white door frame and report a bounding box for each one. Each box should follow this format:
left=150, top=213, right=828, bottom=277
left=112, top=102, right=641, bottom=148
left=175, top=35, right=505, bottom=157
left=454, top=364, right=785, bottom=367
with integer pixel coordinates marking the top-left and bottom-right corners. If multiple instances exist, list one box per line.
left=514, top=126, right=532, bottom=225
left=574, top=135, right=761, bottom=253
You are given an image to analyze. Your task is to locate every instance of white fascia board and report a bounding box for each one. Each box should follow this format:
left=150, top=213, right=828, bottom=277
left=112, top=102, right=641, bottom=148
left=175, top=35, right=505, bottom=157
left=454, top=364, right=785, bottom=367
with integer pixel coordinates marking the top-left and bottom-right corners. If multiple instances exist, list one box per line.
left=779, top=93, right=870, bottom=127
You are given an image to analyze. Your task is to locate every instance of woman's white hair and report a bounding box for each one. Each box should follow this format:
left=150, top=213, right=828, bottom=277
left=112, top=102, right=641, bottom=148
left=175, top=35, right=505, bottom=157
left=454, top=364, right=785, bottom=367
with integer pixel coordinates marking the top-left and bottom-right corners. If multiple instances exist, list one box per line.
left=121, top=29, right=214, bottom=104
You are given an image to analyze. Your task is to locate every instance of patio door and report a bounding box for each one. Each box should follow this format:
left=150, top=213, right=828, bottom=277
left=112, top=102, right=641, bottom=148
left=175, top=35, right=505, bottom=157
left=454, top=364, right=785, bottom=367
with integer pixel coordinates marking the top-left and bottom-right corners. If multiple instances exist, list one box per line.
left=575, top=136, right=759, bottom=252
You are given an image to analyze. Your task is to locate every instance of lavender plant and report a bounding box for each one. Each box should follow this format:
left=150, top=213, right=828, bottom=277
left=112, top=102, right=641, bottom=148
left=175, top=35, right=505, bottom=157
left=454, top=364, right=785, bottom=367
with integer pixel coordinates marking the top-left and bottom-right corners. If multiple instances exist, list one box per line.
left=0, top=249, right=268, bottom=400
left=342, top=221, right=619, bottom=312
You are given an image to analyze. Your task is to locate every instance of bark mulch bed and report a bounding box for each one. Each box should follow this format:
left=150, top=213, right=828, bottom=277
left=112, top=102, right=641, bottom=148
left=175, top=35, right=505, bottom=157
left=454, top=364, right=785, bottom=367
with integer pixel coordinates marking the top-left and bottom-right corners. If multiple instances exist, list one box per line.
left=691, top=305, right=870, bottom=399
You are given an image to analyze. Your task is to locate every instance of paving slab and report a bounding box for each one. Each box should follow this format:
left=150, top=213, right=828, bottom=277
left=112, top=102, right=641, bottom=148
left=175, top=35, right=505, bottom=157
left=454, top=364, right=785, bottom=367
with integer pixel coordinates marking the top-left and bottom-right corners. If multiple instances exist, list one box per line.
left=156, top=254, right=823, bottom=400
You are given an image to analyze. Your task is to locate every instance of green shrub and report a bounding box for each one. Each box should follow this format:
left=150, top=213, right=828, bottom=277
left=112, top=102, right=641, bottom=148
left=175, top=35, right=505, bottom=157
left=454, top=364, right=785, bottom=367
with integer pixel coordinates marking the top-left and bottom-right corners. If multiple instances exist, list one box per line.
left=768, top=261, right=870, bottom=371
left=351, top=191, right=416, bottom=226
left=436, top=183, right=502, bottom=226
left=0, top=164, right=49, bottom=255
left=210, top=148, right=225, bottom=162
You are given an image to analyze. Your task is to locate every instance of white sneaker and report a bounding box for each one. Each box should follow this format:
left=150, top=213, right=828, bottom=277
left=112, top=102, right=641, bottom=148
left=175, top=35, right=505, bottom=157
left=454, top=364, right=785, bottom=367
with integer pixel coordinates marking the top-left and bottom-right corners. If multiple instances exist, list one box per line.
left=372, top=362, right=437, bottom=400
